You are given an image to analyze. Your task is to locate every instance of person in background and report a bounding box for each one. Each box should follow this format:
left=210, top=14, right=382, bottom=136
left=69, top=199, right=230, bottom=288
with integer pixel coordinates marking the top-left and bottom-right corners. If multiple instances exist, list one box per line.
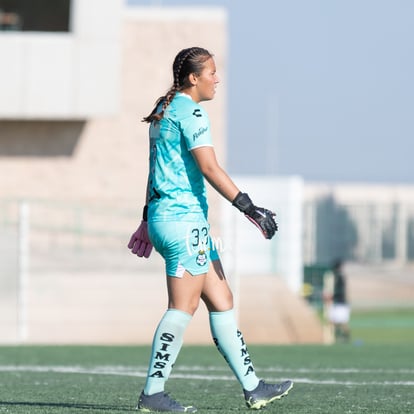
left=325, top=259, right=351, bottom=343
left=128, top=46, right=293, bottom=412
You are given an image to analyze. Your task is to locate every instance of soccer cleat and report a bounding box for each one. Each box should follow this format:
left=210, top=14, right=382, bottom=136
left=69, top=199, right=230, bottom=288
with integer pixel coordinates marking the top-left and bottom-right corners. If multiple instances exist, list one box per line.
left=136, top=391, right=197, bottom=413
left=244, top=379, right=293, bottom=410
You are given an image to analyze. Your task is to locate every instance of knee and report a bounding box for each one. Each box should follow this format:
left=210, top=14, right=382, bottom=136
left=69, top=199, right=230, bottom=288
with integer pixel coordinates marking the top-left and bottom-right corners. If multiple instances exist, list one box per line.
left=169, top=298, right=200, bottom=316
left=202, top=290, right=234, bottom=312
left=186, top=299, right=200, bottom=316
left=220, top=291, right=234, bottom=310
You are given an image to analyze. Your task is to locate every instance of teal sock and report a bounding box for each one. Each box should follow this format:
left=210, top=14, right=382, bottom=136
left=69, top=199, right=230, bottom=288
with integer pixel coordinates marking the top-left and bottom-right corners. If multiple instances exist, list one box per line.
left=209, top=309, right=259, bottom=391
left=143, top=309, right=192, bottom=395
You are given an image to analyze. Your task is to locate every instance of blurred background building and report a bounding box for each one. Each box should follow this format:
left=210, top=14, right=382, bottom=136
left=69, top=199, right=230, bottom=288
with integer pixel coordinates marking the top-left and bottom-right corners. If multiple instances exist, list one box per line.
left=0, top=0, right=413, bottom=345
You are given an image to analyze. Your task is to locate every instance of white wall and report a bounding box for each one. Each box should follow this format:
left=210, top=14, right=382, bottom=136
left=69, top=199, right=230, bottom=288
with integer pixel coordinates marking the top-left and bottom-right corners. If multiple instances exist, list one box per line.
left=0, top=0, right=122, bottom=119
left=220, top=176, right=304, bottom=294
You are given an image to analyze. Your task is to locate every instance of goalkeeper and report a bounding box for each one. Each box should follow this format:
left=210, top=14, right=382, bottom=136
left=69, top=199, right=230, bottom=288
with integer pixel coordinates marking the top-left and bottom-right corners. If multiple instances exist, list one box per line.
left=128, top=46, right=293, bottom=413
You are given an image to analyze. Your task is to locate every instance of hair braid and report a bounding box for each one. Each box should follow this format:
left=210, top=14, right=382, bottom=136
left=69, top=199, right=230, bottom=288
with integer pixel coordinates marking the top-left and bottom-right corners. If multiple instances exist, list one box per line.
left=142, top=47, right=213, bottom=123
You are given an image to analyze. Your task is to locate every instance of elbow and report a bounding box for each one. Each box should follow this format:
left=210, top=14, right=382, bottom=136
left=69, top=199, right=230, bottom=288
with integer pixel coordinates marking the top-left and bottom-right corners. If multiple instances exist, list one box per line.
left=199, top=163, right=218, bottom=180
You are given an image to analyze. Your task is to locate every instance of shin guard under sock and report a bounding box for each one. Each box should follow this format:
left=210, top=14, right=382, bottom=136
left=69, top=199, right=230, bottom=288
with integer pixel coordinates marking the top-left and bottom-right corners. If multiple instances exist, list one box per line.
left=209, top=309, right=259, bottom=391
left=143, top=309, right=192, bottom=395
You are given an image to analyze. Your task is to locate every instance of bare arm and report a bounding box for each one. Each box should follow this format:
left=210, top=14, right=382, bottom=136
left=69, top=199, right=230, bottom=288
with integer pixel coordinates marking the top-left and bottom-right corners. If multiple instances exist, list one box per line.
left=192, top=146, right=278, bottom=240
left=191, top=146, right=239, bottom=202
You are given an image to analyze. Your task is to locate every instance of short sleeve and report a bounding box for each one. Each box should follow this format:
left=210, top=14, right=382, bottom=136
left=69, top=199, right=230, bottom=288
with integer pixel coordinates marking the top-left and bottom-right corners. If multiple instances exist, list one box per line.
left=180, top=105, right=213, bottom=150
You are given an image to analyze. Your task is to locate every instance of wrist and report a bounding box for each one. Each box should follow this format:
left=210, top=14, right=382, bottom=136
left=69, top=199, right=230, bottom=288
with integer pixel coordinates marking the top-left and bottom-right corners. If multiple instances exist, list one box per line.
left=232, top=192, right=254, bottom=213
left=142, top=205, right=148, bottom=221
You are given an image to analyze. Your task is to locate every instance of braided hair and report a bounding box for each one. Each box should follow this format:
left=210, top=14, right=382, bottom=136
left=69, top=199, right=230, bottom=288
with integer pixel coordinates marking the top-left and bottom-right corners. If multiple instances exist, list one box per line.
left=143, top=47, right=213, bottom=123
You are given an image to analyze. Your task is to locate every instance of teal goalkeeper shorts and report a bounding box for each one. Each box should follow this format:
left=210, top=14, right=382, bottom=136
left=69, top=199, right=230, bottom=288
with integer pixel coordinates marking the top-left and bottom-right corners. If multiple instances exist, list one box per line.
left=148, top=219, right=220, bottom=277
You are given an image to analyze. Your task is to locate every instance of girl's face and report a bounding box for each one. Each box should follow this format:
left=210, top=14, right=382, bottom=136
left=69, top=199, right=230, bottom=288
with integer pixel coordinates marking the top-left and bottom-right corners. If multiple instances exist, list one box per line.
left=190, top=57, right=220, bottom=103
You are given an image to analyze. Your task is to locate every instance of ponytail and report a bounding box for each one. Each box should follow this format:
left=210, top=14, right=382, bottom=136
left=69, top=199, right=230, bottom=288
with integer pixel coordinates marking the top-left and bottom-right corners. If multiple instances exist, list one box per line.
left=142, top=47, right=212, bottom=123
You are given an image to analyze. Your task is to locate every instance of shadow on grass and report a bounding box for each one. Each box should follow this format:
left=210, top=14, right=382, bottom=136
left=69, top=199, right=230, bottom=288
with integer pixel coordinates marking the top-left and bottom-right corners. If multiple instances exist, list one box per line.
left=0, top=400, right=134, bottom=412
left=0, top=400, right=246, bottom=413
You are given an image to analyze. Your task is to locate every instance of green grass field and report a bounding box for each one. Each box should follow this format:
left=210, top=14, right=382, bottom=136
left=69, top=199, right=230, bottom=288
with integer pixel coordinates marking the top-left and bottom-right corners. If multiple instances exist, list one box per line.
left=0, top=341, right=413, bottom=414
left=350, top=308, right=414, bottom=344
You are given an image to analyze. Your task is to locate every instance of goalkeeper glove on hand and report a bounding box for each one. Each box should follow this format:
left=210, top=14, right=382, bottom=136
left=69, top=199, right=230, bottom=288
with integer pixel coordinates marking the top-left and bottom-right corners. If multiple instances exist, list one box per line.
left=127, top=205, right=153, bottom=258
left=232, top=192, right=278, bottom=240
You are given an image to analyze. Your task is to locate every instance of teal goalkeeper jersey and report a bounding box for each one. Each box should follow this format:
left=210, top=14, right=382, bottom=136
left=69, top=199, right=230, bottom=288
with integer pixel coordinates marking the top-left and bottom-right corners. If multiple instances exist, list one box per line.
left=147, top=93, right=213, bottom=222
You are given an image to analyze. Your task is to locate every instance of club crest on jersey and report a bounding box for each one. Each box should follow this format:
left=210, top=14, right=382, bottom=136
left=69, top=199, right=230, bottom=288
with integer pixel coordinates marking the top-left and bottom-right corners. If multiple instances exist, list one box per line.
left=196, top=250, right=207, bottom=266
left=192, top=109, right=202, bottom=118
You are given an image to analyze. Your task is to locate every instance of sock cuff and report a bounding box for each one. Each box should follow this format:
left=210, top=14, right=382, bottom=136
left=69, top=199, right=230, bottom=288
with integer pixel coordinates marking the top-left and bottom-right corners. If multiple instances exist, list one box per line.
left=165, top=308, right=193, bottom=324
left=209, top=308, right=235, bottom=325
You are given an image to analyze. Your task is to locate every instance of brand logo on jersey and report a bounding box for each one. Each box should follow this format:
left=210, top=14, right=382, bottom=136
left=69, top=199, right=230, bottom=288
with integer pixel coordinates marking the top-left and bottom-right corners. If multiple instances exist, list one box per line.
left=196, top=250, right=207, bottom=266
left=193, top=126, right=208, bottom=141
left=192, top=109, right=202, bottom=118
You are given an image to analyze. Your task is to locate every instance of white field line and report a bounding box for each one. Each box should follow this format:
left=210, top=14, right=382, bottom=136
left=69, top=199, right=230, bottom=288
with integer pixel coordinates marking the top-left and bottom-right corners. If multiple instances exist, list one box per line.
left=0, top=365, right=413, bottom=386
left=177, top=366, right=414, bottom=374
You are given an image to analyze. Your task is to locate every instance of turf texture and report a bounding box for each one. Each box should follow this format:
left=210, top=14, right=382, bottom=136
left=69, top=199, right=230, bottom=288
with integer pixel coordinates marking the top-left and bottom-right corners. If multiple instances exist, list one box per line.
left=0, top=343, right=413, bottom=413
